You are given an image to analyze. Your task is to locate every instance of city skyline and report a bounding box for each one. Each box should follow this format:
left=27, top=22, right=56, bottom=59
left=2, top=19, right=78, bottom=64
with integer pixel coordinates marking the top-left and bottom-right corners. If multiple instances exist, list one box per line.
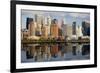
left=21, top=10, right=90, bottom=29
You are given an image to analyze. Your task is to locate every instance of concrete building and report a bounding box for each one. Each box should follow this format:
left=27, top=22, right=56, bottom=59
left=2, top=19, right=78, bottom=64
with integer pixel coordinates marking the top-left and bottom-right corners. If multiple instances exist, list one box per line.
left=61, top=19, right=72, bottom=40
left=76, top=26, right=83, bottom=38
left=21, top=29, right=29, bottom=39
left=72, top=21, right=77, bottom=35
left=50, top=19, right=59, bottom=38
left=82, top=21, right=90, bottom=36
left=47, top=15, right=52, bottom=35
left=37, top=14, right=43, bottom=25
left=26, top=18, right=33, bottom=29
left=28, top=21, right=36, bottom=36
left=47, top=15, right=52, bottom=26
left=41, top=25, right=49, bottom=39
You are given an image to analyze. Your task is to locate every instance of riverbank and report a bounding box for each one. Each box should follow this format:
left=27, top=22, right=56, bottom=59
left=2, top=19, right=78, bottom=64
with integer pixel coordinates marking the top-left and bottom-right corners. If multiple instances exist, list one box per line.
left=21, top=40, right=90, bottom=44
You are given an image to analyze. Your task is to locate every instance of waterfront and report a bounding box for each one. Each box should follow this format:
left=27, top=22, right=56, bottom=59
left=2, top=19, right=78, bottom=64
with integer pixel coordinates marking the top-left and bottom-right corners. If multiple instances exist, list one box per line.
left=21, top=10, right=90, bottom=63
left=21, top=43, right=90, bottom=63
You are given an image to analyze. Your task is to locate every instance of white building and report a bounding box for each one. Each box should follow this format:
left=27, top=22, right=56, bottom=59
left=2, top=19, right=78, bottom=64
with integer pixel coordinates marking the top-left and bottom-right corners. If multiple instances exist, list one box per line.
left=76, top=26, right=83, bottom=38
left=62, top=24, right=72, bottom=40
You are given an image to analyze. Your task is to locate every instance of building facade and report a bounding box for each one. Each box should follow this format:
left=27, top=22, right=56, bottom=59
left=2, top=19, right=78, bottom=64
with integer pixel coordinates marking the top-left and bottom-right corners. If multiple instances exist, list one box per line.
left=50, top=19, right=59, bottom=38
left=82, top=21, right=90, bottom=36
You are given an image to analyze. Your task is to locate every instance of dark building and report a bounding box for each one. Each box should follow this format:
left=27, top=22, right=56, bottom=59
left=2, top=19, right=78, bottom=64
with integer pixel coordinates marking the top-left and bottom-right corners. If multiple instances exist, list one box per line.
left=72, top=22, right=76, bottom=35
left=82, top=21, right=90, bottom=36
left=51, top=19, right=58, bottom=24
left=26, top=18, right=33, bottom=29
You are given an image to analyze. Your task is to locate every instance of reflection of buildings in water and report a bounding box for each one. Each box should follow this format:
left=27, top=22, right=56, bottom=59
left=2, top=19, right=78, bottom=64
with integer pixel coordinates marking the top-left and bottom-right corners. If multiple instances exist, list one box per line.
left=82, top=45, right=90, bottom=55
left=76, top=44, right=83, bottom=55
left=26, top=46, right=33, bottom=59
left=63, top=43, right=87, bottom=56
left=34, top=46, right=43, bottom=62
left=22, top=43, right=90, bottom=62
left=58, top=44, right=65, bottom=58
left=72, top=44, right=83, bottom=56
left=24, top=44, right=52, bottom=62
left=72, top=46, right=77, bottom=55
left=63, top=43, right=73, bottom=54
left=50, top=44, right=59, bottom=58
left=71, top=44, right=90, bottom=56
left=50, top=44, right=65, bottom=59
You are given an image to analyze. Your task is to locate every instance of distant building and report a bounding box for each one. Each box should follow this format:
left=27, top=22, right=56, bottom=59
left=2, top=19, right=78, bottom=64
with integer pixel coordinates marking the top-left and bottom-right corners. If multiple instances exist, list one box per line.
left=21, top=29, right=29, bottom=39
left=72, top=22, right=77, bottom=35
left=37, top=15, right=41, bottom=25
left=47, top=15, right=52, bottom=35
left=61, top=24, right=67, bottom=37
left=61, top=19, right=72, bottom=40
left=34, top=14, right=37, bottom=22
left=41, top=25, right=48, bottom=39
left=50, top=19, right=59, bottom=38
left=76, top=26, right=83, bottom=38
left=47, top=15, right=52, bottom=26
left=35, top=19, right=42, bottom=36
left=28, top=21, right=36, bottom=36
left=26, top=18, right=33, bottom=29
left=82, top=21, right=90, bottom=36
left=66, top=25, right=72, bottom=39
left=58, top=28, right=62, bottom=36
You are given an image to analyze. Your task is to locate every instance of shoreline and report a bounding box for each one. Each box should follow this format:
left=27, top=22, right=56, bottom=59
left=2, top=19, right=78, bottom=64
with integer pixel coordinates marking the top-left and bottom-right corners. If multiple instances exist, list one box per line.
left=22, top=40, right=90, bottom=44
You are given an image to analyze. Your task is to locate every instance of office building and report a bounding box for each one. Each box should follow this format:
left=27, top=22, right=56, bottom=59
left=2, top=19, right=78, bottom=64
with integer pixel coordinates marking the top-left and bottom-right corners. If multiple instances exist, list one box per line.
left=28, top=21, right=36, bottom=36
left=26, top=18, right=33, bottom=29
left=61, top=19, right=72, bottom=40
left=50, top=19, right=59, bottom=38
left=72, top=21, right=77, bottom=35
left=41, top=25, right=48, bottom=39
left=82, top=21, right=90, bottom=36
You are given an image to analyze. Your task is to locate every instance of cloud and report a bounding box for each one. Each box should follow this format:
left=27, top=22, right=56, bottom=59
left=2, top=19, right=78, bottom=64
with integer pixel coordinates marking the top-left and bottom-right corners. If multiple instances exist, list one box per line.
left=68, top=13, right=90, bottom=19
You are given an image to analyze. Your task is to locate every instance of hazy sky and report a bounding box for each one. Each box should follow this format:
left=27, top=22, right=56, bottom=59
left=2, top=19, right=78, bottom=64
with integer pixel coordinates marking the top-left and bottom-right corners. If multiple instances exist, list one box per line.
left=21, top=9, right=90, bottom=29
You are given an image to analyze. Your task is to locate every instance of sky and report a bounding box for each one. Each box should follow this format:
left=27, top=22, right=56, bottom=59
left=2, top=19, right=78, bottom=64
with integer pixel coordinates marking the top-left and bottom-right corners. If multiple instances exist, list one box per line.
left=21, top=9, right=90, bottom=29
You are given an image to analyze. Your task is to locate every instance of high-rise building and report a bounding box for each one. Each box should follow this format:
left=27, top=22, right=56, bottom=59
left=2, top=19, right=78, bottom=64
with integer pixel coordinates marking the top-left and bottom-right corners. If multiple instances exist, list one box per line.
left=37, top=14, right=43, bottom=25
left=34, top=14, right=37, bottom=22
left=50, top=19, right=59, bottom=38
left=35, top=14, right=44, bottom=36
left=47, top=15, right=51, bottom=26
left=22, top=29, right=29, bottom=39
left=28, top=21, right=36, bottom=36
left=35, top=26, right=41, bottom=36
left=61, top=24, right=67, bottom=37
left=76, top=26, right=83, bottom=37
left=26, top=17, right=37, bottom=36
left=61, top=19, right=72, bottom=40
left=26, top=18, right=33, bottom=29
left=82, top=21, right=90, bottom=36
left=66, top=25, right=72, bottom=39
left=72, top=22, right=77, bottom=35
left=41, top=25, right=48, bottom=39
left=47, top=15, right=52, bottom=36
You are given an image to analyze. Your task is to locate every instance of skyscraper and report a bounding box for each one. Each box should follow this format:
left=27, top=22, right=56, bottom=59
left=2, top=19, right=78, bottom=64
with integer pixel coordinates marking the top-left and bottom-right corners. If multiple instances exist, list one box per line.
left=41, top=25, right=48, bottom=39
left=34, top=14, right=37, bottom=22
left=26, top=18, right=33, bottom=29
left=72, top=22, right=76, bottom=35
left=47, top=15, right=52, bottom=36
left=82, top=21, right=90, bottom=36
left=50, top=19, right=59, bottom=38
left=28, top=21, right=36, bottom=36
left=76, top=26, right=83, bottom=37
left=61, top=19, right=72, bottom=40
left=47, top=15, right=51, bottom=26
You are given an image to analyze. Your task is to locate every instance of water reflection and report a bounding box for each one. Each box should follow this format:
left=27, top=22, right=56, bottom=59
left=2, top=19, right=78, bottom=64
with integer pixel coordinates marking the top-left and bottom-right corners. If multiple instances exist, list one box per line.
left=21, top=43, right=90, bottom=63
